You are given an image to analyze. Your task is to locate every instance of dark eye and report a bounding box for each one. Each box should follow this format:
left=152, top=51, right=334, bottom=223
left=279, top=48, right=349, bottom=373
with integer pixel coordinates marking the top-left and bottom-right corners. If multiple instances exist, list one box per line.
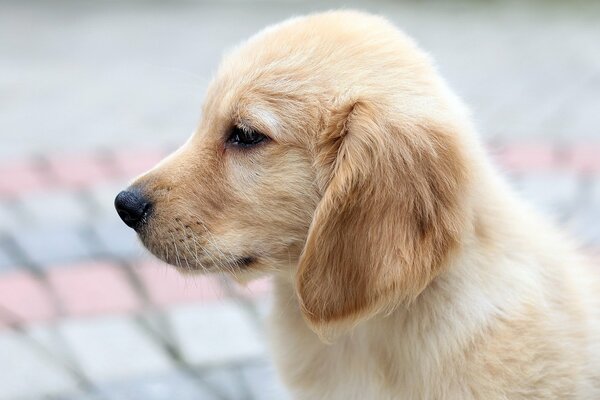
left=226, top=126, right=268, bottom=148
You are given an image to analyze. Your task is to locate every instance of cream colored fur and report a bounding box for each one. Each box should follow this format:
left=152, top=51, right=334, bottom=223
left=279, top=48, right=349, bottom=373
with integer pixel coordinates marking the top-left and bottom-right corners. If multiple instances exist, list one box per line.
left=129, top=11, right=600, bottom=399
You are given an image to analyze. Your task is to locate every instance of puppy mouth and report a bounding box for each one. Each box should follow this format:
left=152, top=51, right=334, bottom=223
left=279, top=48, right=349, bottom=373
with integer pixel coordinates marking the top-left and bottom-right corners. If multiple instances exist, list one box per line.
left=172, top=255, right=257, bottom=273
left=142, top=239, right=257, bottom=272
left=136, top=224, right=257, bottom=272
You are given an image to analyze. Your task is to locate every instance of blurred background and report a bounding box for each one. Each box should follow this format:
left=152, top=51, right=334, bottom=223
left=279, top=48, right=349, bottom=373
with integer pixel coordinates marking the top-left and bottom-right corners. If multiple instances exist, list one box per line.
left=0, top=0, right=599, bottom=399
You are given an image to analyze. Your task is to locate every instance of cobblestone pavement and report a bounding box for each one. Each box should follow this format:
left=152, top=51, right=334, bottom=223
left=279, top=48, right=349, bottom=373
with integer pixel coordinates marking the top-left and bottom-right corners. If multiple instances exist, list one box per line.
left=1, top=1, right=599, bottom=399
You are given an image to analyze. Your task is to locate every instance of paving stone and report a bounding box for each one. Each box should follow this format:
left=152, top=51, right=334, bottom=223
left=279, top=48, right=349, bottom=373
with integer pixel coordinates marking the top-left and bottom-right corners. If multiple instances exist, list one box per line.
left=0, top=270, right=56, bottom=327
left=26, top=324, right=83, bottom=376
left=47, top=261, right=142, bottom=318
left=0, top=243, right=18, bottom=272
left=0, top=0, right=597, bottom=163
left=567, top=206, right=600, bottom=247
left=20, top=191, right=89, bottom=227
left=11, top=226, right=96, bottom=267
left=198, top=365, right=249, bottom=400
left=0, top=330, right=79, bottom=399
left=59, top=315, right=174, bottom=383
left=88, top=181, right=129, bottom=220
left=566, top=144, right=600, bottom=174
left=591, top=178, right=600, bottom=208
left=240, top=360, right=289, bottom=400
left=250, top=296, right=272, bottom=322
left=168, top=301, right=265, bottom=366
left=92, top=219, right=144, bottom=260
left=492, top=143, right=557, bottom=173
left=63, top=370, right=216, bottom=400
left=0, top=159, right=49, bottom=198
left=111, top=147, right=168, bottom=180
left=134, top=259, right=225, bottom=307
left=136, top=311, right=174, bottom=348
left=513, top=172, right=581, bottom=218
left=0, top=201, right=23, bottom=233
left=234, top=277, right=272, bottom=300
left=46, top=153, right=115, bottom=190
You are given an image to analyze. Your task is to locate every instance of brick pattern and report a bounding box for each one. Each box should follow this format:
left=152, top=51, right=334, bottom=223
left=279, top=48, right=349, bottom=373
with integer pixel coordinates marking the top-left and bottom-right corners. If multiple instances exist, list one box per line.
left=61, top=369, right=216, bottom=400
left=0, top=141, right=599, bottom=327
left=0, top=147, right=167, bottom=200
left=0, top=258, right=270, bottom=328
left=0, top=143, right=599, bottom=400
left=1, top=143, right=600, bottom=202
left=47, top=262, right=141, bottom=317
left=3, top=0, right=600, bottom=397
left=59, top=315, right=175, bottom=382
left=0, top=329, right=79, bottom=399
left=168, top=301, right=265, bottom=365
left=45, top=153, right=116, bottom=190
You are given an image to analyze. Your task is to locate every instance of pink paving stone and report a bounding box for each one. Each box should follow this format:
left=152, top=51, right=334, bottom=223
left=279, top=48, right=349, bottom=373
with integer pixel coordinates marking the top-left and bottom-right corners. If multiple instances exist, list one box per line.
left=588, top=248, right=600, bottom=261
left=236, top=277, right=273, bottom=299
left=133, top=259, right=225, bottom=306
left=46, top=261, right=142, bottom=317
left=0, top=160, right=49, bottom=198
left=565, top=144, right=600, bottom=173
left=46, top=153, right=114, bottom=189
left=491, top=143, right=558, bottom=172
left=0, top=270, right=56, bottom=328
left=111, top=147, right=168, bottom=179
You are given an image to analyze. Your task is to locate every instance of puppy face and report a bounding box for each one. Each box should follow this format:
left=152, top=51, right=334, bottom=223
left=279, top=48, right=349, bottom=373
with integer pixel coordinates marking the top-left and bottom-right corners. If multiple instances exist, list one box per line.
left=117, top=11, right=473, bottom=337
left=130, top=72, right=322, bottom=277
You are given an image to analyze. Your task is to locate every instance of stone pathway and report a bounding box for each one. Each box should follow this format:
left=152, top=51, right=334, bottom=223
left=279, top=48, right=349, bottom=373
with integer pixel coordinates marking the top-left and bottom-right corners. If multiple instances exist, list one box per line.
left=1, top=0, right=599, bottom=399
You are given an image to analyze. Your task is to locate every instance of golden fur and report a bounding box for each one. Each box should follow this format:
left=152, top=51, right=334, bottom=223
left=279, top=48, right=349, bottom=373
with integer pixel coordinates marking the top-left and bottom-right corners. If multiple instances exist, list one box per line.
left=128, top=11, right=600, bottom=399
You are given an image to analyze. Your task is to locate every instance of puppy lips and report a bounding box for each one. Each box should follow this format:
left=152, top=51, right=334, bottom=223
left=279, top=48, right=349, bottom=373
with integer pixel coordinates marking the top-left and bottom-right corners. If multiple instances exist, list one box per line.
left=136, top=228, right=257, bottom=271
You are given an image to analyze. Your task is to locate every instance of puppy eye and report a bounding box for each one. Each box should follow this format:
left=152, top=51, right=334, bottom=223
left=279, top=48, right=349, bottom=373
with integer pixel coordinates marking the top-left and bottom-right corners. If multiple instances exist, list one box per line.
left=226, top=126, right=268, bottom=148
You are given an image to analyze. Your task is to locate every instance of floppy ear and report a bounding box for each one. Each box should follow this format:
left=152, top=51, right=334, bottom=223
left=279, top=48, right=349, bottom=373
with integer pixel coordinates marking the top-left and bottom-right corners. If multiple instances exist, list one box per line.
left=296, top=100, right=471, bottom=341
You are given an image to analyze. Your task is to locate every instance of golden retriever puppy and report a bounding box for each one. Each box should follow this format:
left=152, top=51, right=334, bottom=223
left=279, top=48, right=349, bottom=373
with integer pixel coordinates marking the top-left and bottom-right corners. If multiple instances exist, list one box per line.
left=115, top=11, right=600, bottom=399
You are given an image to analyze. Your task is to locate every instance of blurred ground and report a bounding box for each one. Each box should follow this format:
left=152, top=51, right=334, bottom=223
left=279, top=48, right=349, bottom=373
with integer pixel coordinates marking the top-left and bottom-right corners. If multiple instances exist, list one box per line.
left=0, top=1, right=599, bottom=399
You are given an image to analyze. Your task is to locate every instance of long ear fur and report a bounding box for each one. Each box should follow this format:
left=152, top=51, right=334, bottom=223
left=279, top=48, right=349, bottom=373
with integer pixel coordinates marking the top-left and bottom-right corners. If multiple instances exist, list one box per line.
left=296, top=100, right=472, bottom=340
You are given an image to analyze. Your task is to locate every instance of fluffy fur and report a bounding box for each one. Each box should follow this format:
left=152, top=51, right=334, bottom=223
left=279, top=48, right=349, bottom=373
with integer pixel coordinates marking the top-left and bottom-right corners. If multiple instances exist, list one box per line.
left=127, top=11, right=600, bottom=399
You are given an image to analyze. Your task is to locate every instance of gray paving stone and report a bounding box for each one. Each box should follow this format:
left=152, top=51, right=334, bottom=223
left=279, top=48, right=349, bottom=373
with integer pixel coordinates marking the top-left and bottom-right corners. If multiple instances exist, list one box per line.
left=0, top=242, right=19, bottom=272
left=591, top=179, right=600, bottom=209
left=20, top=191, right=90, bottom=228
left=567, top=206, right=600, bottom=247
left=0, top=201, right=23, bottom=233
left=11, top=226, right=96, bottom=267
left=240, top=360, right=289, bottom=400
left=198, top=365, right=249, bottom=400
left=251, top=296, right=272, bottom=322
left=168, top=301, right=265, bottom=367
left=0, top=330, right=79, bottom=400
left=92, top=219, right=144, bottom=260
left=136, top=311, right=174, bottom=349
left=62, top=370, right=216, bottom=400
left=59, top=315, right=174, bottom=383
left=513, top=172, right=581, bottom=219
left=88, top=181, right=129, bottom=221
left=26, top=324, right=68, bottom=361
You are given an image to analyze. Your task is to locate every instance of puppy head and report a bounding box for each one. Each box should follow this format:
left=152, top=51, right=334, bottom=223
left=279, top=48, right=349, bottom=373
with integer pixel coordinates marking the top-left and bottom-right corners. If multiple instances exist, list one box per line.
left=117, top=11, right=473, bottom=339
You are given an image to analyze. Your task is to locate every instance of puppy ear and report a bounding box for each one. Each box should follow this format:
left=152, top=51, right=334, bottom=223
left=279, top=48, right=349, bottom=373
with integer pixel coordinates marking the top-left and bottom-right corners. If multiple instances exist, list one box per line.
left=296, top=100, right=471, bottom=341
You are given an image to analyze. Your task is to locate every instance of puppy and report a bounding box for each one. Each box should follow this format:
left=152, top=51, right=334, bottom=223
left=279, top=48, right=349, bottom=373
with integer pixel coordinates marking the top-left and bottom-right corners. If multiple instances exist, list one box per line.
left=115, top=11, right=600, bottom=399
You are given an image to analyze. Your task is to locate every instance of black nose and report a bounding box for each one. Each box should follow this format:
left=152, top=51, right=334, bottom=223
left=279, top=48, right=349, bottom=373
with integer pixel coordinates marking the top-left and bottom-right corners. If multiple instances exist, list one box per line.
left=114, top=189, right=152, bottom=230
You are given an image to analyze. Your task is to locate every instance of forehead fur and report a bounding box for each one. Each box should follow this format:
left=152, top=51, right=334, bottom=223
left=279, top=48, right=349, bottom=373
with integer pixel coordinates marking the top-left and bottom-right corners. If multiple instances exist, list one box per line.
left=201, top=11, right=445, bottom=144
